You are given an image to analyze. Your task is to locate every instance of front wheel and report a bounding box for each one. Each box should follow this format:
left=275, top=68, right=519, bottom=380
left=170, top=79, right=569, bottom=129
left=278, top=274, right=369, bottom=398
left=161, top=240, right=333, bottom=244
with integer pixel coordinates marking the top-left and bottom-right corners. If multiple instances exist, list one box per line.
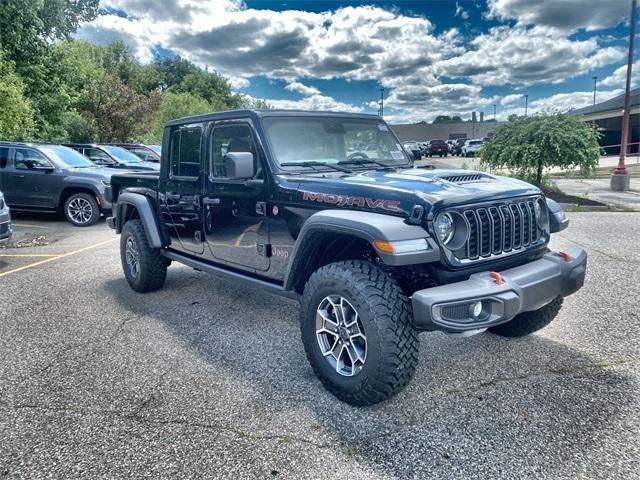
left=489, top=297, right=563, bottom=337
left=120, top=220, right=167, bottom=293
left=64, top=193, right=100, bottom=226
left=300, top=260, right=419, bottom=406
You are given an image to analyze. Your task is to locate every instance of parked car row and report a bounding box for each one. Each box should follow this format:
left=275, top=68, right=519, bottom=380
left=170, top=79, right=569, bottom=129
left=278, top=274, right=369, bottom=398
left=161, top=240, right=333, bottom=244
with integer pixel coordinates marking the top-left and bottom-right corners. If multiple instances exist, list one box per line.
left=0, top=142, right=162, bottom=227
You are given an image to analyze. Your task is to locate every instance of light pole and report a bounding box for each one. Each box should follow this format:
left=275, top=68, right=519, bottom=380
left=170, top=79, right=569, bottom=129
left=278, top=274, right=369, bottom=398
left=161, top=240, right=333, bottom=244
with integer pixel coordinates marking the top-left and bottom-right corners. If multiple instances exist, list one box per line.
left=612, top=0, right=636, bottom=191
left=379, top=88, right=384, bottom=118
left=592, top=76, right=598, bottom=105
left=524, top=94, right=529, bottom=117
left=493, top=104, right=497, bottom=120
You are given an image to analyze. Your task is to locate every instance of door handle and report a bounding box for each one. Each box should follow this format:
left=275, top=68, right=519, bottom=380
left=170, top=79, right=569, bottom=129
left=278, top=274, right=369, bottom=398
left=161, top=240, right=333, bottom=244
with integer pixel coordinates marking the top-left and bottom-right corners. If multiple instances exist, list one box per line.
left=203, top=197, right=221, bottom=206
left=12, top=174, right=25, bottom=179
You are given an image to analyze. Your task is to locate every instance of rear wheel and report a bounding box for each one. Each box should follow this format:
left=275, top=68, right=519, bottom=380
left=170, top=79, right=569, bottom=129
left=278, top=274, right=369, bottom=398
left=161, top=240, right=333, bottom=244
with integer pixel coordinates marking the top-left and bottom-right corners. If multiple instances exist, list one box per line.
left=300, top=260, right=419, bottom=406
left=120, top=219, right=167, bottom=293
left=489, top=297, right=563, bottom=337
left=64, top=193, right=100, bottom=226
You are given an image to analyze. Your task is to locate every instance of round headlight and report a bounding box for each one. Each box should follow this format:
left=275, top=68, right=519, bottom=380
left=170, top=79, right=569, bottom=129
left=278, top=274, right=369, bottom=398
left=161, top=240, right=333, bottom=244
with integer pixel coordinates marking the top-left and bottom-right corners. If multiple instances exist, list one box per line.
left=535, top=198, right=549, bottom=230
left=435, top=213, right=455, bottom=245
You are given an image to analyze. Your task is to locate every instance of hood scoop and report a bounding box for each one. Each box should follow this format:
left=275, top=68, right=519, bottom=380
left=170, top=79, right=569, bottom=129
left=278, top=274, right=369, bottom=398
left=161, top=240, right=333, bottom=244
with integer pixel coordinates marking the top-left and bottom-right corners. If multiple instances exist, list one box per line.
left=437, top=173, right=493, bottom=184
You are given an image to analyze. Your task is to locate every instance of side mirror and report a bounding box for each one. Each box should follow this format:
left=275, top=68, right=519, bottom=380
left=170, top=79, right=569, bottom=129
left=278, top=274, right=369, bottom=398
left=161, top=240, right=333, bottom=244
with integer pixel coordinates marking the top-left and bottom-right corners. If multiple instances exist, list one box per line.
left=224, top=152, right=254, bottom=179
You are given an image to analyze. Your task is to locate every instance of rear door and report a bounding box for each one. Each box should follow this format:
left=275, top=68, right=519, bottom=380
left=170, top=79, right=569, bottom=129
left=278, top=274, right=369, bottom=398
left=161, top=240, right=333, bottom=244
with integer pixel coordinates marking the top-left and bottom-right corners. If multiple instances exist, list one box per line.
left=160, top=124, right=205, bottom=255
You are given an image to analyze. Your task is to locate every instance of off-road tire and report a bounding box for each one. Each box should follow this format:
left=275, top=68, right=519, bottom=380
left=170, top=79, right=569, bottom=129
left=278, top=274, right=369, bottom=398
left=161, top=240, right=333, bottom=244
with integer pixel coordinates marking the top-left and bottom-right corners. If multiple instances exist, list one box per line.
left=120, top=219, right=167, bottom=293
left=300, top=260, right=419, bottom=406
left=63, top=193, right=100, bottom=226
left=488, top=296, right=563, bottom=337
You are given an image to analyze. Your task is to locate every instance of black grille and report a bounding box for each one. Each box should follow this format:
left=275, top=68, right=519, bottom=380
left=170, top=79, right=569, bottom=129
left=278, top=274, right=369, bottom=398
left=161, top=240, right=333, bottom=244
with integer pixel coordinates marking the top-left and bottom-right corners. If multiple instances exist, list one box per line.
left=455, top=198, right=542, bottom=261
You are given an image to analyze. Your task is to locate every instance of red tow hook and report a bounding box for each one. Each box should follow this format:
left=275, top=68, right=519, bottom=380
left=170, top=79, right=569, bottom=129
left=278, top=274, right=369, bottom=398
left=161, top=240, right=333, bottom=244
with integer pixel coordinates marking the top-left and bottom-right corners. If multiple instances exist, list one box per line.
left=557, top=251, right=571, bottom=262
left=490, top=272, right=504, bottom=285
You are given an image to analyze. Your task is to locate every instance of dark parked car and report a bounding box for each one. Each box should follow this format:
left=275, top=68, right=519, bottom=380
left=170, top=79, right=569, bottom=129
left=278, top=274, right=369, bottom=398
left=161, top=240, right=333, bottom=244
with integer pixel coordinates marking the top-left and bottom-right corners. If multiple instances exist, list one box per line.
left=65, top=144, right=160, bottom=172
left=0, top=143, right=113, bottom=226
left=450, top=138, right=467, bottom=156
left=402, top=141, right=422, bottom=160
left=111, top=143, right=161, bottom=163
left=0, top=189, right=11, bottom=243
left=427, top=139, right=449, bottom=157
left=108, top=109, right=586, bottom=406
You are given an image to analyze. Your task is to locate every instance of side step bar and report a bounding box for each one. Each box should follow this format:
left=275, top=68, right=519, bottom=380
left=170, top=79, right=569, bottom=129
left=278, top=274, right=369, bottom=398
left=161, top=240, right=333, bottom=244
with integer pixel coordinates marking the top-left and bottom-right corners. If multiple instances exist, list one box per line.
left=161, top=249, right=300, bottom=301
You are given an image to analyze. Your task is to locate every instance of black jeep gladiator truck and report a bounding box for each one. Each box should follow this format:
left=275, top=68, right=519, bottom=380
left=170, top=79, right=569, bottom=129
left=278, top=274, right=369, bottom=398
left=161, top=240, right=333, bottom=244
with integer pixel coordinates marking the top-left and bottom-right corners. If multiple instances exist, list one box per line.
left=107, top=110, right=587, bottom=406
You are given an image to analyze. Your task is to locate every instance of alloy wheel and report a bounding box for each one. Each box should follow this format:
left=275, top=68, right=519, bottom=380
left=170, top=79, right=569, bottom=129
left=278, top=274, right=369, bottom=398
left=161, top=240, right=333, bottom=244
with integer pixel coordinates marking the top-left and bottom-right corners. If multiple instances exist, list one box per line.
left=125, top=236, right=140, bottom=279
left=316, top=295, right=367, bottom=376
left=67, top=197, right=94, bottom=225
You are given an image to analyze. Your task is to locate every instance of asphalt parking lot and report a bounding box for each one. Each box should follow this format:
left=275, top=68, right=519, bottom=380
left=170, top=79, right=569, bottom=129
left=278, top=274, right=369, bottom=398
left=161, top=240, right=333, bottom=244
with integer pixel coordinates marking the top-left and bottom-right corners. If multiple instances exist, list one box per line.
left=0, top=212, right=639, bottom=479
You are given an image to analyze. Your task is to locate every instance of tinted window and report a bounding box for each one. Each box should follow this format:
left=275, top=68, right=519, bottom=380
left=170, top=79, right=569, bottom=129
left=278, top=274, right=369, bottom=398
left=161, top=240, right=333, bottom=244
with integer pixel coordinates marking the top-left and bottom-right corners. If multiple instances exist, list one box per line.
left=14, top=149, right=52, bottom=170
left=38, top=146, right=94, bottom=168
left=170, top=127, right=202, bottom=178
left=211, top=124, right=257, bottom=178
left=84, top=148, right=114, bottom=165
left=0, top=147, right=8, bottom=168
left=101, top=146, right=142, bottom=163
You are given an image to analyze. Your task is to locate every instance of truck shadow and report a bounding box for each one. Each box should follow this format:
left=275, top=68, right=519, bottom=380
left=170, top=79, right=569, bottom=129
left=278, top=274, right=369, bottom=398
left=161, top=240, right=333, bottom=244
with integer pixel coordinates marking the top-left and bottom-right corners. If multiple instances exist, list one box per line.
left=104, top=267, right=635, bottom=478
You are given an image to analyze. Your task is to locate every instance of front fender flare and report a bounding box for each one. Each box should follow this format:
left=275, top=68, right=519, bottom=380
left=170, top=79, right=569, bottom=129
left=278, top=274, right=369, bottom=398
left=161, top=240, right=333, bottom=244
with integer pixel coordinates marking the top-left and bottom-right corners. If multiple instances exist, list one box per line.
left=116, top=192, right=165, bottom=248
left=283, top=209, right=439, bottom=291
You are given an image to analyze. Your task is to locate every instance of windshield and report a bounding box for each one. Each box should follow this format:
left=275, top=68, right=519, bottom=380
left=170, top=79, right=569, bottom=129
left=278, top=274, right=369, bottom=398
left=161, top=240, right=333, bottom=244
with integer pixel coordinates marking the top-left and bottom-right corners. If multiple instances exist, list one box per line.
left=101, top=145, right=142, bottom=163
left=263, top=117, right=410, bottom=168
left=39, top=146, right=95, bottom=168
left=469, top=140, right=482, bottom=145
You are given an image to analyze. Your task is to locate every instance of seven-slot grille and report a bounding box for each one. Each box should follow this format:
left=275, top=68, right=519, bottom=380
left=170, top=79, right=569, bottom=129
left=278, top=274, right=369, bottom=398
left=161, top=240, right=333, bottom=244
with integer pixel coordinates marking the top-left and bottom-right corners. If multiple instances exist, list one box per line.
left=454, top=198, right=542, bottom=261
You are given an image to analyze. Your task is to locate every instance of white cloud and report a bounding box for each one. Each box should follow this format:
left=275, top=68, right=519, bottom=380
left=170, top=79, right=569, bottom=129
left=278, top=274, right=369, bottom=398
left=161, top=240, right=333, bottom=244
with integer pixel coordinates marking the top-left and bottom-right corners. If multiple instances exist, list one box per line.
left=285, top=82, right=320, bottom=96
left=438, top=26, right=626, bottom=86
left=76, top=1, right=632, bottom=123
left=257, top=94, right=363, bottom=113
left=487, top=0, right=630, bottom=33
left=600, top=61, right=640, bottom=87
left=455, top=1, right=470, bottom=21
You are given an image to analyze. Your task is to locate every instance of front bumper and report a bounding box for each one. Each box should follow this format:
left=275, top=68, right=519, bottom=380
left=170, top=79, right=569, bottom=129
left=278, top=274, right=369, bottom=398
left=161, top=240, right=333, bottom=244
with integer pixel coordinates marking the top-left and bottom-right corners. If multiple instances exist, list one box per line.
left=412, top=246, right=587, bottom=332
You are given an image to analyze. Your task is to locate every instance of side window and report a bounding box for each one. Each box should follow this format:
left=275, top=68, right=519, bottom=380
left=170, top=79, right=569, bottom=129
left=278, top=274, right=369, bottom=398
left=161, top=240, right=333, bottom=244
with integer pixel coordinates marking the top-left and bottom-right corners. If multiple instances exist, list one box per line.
left=14, top=149, right=52, bottom=170
left=169, top=127, right=202, bottom=178
left=84, top=148, right=113, bottom=165
left=211, top=124, right=257, bottom=178
left=0, top=147, right=9, bottom=168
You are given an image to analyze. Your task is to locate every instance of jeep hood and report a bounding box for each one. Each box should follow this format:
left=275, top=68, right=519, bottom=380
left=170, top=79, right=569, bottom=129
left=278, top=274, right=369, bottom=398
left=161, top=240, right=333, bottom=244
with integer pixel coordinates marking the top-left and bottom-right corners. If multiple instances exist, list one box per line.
left=282, top=168, right=541, bottom=217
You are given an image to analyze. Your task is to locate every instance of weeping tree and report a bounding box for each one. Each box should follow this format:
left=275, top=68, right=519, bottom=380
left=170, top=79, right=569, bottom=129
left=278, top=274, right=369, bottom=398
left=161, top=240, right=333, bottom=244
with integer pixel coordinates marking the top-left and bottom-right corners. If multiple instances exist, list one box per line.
left=480, top=113, right=600, bottom=186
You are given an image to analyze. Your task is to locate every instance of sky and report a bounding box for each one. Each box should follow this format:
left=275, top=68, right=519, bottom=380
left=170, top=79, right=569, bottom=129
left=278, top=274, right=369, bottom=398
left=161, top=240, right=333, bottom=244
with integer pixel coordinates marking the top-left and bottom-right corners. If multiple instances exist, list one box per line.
left=75, top=0, right=639, bottom=124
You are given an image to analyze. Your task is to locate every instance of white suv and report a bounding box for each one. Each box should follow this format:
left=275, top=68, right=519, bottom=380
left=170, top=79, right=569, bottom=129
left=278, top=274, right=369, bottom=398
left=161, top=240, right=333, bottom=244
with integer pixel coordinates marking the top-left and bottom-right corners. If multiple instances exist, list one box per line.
left=461, top=139, right=483, bottom=157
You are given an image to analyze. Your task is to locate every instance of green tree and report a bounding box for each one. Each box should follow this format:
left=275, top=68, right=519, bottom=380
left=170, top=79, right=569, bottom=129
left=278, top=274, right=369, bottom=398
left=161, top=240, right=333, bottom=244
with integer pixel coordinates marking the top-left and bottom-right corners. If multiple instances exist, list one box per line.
left=174, top=70, right=244, bottom=110
left=78, top=74, right=161, bottom=142
left=0, top=52, right=34, bottom=139
left=480, top=114, right=600, bottom=187
left=0, top=0, right=100, bottom=64
left=433, top=115, right=463, bottom=124
left=145, top=91, right=212, bottom=142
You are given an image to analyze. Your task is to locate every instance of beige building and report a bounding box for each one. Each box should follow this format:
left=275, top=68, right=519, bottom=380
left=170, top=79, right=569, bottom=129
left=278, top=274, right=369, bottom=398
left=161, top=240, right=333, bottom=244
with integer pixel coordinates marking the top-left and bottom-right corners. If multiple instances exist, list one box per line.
left=389, top=121, right=505, bottom=142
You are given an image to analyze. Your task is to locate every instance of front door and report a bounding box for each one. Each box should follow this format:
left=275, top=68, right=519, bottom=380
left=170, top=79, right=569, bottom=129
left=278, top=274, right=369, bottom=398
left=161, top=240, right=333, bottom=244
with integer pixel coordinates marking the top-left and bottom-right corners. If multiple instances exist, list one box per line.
left=204, top=121, right=269, bottom=272
left=160, top=124, right=205, bottom=255
left=11, top=148, right=58, bottom=208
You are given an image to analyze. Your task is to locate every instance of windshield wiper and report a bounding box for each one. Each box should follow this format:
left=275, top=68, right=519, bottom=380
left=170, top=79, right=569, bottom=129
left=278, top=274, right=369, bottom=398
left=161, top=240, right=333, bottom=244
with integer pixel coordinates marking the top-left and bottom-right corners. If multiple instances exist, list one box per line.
left=281, top=161, right=352, bottom=173
left=337, top=158, right=396, bottom=169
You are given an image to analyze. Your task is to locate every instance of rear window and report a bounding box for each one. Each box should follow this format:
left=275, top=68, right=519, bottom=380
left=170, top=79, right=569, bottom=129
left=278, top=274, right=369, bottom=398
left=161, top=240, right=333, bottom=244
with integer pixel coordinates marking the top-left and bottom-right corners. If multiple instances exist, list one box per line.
left=170, top=127, right=202, bottom=178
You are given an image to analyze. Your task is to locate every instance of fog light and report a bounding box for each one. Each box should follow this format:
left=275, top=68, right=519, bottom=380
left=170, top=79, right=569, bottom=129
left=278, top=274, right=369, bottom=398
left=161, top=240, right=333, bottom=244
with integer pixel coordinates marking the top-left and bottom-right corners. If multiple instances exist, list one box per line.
left=470, top=301, right=483, bottom=318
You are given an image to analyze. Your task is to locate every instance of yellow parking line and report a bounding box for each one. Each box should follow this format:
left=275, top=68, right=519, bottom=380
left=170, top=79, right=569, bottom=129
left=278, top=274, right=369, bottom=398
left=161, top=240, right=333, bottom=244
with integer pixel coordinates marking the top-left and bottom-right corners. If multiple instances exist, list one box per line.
left=0, top=254, right=60, bottom=257
left=11, top=224, right=50, bottom=229
left=0, top=238, right=117, bottom=278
